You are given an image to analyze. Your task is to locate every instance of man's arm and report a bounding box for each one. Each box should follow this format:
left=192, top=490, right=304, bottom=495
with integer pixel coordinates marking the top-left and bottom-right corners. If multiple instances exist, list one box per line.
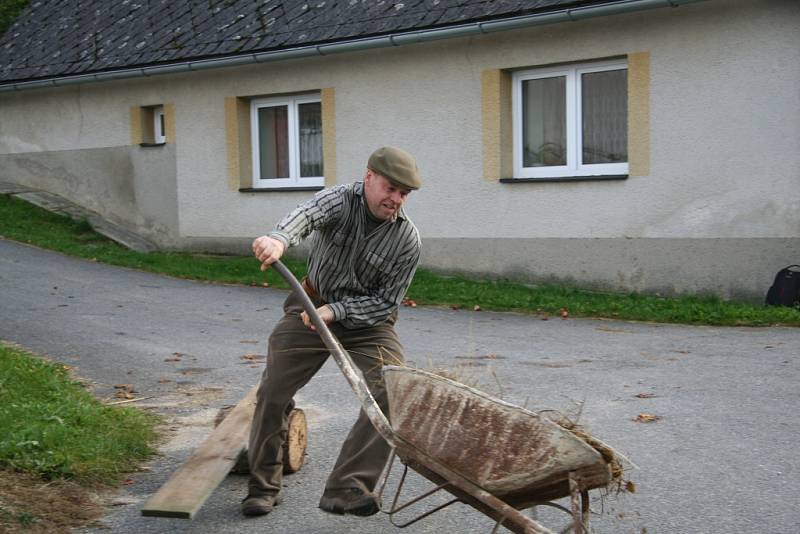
left=268, top=186, right=347, bottom=250
left=252, top=185, right=348, bottom=270
left=253, top=186, right=349, bottom=328
left=329, top=241, right=421, bottom=328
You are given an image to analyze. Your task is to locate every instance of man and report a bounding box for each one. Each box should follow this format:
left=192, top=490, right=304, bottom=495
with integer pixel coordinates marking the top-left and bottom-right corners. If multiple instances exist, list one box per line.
left=242, top=146, right=422, bottom=518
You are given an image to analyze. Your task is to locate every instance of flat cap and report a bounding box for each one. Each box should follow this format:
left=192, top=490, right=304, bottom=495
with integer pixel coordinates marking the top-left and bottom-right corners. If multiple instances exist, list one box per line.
left=367, top=146, right=422, bottom=190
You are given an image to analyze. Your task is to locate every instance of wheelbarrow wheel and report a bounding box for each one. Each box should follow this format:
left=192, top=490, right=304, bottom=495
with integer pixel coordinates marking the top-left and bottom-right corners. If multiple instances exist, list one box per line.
left=215, top=406, right=308, bottom=475
left=281, top=408, right=307, bottom=474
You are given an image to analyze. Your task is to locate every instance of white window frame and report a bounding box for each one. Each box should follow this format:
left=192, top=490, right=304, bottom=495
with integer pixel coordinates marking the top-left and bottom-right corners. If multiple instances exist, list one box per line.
left=250, top=93, right=324, bottom=188
left=153, top=105, right=166, bottom=144
left=512, top=59, right=628, bottom=179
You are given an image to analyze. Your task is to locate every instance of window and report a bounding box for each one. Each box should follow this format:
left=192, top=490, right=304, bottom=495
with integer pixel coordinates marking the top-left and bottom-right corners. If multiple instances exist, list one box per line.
left=250, top=93, right=324, bottom=188
left=131, top=104, right=170, bottom=146
left=153, top=105, right=166, bottom=144
left=512, top=60, right=628, bottom=179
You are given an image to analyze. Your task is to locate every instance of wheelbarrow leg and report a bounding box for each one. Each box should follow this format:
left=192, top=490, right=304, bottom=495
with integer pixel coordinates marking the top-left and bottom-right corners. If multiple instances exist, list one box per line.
left=581, top=490, right=590, bottom=531
left=567, top=472, right=590, bottom=534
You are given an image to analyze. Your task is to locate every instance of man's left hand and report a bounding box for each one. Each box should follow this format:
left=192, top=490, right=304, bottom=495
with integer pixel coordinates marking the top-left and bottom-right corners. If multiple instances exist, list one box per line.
left=300, top=305, right=334, bottom=331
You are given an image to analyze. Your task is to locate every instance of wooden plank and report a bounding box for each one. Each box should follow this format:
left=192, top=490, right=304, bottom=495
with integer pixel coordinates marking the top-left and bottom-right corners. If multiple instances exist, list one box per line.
left=141, top=385, right=258, bottom=519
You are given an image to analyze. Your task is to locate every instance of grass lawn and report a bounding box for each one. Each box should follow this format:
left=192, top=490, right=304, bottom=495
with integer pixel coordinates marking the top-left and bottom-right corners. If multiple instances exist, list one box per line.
left=0, top=343, right=160, bottom=531
left=1, top=193, right=798, bottom=326
left=0, top=0, right=28, bottom=36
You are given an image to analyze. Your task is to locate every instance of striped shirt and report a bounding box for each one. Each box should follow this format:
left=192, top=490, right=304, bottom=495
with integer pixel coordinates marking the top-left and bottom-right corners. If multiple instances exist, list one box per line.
left=269, top=182, right=421, bottom=329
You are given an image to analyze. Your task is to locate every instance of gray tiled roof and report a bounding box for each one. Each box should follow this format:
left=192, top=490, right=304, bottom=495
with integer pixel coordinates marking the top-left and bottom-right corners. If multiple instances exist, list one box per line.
left=0, top=1, right=609, bottom=84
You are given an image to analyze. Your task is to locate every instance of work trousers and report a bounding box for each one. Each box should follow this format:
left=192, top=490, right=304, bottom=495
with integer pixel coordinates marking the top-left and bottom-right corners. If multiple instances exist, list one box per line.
left=247, top=289, right=405, bottom=498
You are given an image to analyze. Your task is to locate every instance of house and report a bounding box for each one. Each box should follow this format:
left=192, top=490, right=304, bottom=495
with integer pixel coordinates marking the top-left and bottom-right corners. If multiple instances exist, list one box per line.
left=0, top=0, right=797, bottom=301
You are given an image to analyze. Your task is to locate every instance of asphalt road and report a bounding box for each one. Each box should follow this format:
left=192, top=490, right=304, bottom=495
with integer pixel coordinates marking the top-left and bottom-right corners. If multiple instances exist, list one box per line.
left=1, top=238, right=798, bottom=534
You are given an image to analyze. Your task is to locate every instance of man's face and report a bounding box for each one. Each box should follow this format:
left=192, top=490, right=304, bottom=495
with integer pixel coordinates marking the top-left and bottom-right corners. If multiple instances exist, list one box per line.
left=363, top=170, right=412, bottom=220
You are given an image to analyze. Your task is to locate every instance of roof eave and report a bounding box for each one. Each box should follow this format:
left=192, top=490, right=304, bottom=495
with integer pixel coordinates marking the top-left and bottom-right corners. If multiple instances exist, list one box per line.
left=0, top=0, right=707, bottom=93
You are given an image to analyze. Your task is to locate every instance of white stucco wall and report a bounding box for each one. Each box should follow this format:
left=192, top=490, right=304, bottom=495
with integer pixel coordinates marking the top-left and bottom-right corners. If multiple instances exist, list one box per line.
left=1, top=0, right=798, bottom=298
left=167, top=0, right=799, bottom=241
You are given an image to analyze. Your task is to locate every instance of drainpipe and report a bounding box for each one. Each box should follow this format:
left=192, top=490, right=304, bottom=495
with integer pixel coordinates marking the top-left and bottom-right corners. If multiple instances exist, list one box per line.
left=0, top=0, right=707, bottom=92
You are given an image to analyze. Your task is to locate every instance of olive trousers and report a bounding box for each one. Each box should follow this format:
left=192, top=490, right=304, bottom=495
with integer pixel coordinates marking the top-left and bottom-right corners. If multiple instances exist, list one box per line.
left=247, top=290, right=404, bottom=498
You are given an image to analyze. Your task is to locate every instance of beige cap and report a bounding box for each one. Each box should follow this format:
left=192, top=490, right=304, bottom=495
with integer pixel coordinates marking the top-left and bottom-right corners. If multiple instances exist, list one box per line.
left=367, top=146, right=421, bottom=190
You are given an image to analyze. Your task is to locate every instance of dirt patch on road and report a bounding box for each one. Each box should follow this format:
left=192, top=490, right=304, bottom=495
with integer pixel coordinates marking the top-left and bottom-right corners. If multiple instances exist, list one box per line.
left=0, top=470, right=104, bottom=533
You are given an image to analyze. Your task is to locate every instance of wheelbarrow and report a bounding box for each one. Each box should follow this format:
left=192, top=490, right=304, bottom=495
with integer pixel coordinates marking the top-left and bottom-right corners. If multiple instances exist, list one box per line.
left=273, top=261, right=614, bottom=534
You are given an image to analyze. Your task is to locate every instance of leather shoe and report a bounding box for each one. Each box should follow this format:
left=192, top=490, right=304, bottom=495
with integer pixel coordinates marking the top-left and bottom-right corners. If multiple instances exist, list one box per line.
left=241, top=493, right=282, bottom=516
left=318, top=488, right=380, bottom=516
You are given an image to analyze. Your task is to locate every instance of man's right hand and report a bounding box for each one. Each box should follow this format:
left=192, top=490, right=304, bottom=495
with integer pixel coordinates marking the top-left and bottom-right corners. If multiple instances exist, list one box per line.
left=252, top=236, right=285, bottom=271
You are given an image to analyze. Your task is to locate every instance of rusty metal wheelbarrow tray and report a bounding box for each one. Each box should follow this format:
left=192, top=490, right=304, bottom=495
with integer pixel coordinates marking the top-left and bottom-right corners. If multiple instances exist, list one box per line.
left=273, top=262, right=610, bottom=534
left=384, top=367, right=611, bottom=507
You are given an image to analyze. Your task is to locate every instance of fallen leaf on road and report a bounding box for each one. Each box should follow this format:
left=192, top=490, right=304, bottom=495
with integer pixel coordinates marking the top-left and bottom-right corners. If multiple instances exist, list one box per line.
left=240, top=340, right=259, bottom=344
left=633, top=413, right=661, bottom=423
left=634, top=393, right=656, bottom=399
left=158, top=378, right=172, bottom=383
left=559, top=308, right=569, bottom=318
left=625, top=480, right=637, bottom=493
left=164, top=358, right=180, bottom=362
left=473, top=305, right=481, bottom=311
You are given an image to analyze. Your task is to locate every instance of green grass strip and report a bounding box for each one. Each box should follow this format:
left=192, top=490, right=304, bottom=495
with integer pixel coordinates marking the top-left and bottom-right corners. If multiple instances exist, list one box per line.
left=0, top=0, right=29, bottom=36
left=0, top=194, right=305, bottom=288
left=1, top=193, right=798, bottom=326
left=0, top=344, right=160, bottom=485
left=407, top=270, right=800, bottom=326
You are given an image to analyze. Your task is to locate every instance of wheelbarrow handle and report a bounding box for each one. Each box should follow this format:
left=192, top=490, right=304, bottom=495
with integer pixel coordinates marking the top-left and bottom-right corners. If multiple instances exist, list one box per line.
left=271, top=261, right=396, bottom=446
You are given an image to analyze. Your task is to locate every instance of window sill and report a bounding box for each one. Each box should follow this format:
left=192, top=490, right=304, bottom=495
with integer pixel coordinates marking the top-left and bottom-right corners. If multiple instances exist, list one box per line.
left=139, top=142, right=166, bottom=148
left=239, top=186, right=325, bottom=193
left=500, top=175, right=628, bottom=183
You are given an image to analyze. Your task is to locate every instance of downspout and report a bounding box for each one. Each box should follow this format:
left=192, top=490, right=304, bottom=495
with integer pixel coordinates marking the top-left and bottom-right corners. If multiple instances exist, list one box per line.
left=0, top=0, right=707, bottom=93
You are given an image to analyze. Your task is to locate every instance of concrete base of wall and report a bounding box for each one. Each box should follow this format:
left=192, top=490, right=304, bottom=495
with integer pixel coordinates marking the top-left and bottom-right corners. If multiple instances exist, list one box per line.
left=419, top=237, right=798, bottom=303
left=0, top=145, right=178, bottom=246
left=175, top=236, right=793, bottom=302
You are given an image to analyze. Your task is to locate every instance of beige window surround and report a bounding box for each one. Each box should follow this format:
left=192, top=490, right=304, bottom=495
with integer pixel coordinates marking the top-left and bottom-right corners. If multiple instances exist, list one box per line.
left=130, top=103, right=175, bottom=145
left=481, top=52, right=650, bottom=181
left=226, top=87, right=336, bottom=191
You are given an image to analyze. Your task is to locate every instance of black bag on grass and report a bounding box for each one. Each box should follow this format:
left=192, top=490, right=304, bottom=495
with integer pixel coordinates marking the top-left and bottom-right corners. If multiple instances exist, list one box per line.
left=765, top=265, right=800, bottom=307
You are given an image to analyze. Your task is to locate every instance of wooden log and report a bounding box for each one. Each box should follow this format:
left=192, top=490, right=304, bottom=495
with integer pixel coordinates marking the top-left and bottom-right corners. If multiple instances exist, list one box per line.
left=216, top=405, right=307, bottom=475
left=282, top=408, right=307, bottom=474
left=140, top=386, right=258, bottom=519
